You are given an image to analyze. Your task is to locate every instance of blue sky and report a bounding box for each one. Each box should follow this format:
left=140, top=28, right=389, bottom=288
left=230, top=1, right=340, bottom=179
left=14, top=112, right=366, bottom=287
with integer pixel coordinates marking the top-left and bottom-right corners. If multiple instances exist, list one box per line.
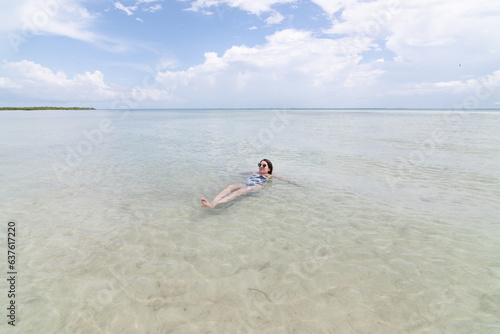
left=0, top=0, right=499, bottom=108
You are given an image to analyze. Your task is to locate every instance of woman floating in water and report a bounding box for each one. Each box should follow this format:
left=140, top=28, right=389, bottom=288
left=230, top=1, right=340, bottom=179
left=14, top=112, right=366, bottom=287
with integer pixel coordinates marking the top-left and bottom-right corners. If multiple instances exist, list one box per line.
left=201, top=159, right=300, bottom=208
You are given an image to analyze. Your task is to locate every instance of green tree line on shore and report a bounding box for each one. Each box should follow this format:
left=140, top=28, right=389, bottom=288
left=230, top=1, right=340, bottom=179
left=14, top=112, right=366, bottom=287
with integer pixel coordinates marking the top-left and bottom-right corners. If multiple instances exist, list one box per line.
left=0, top=107, right=95, bottom=110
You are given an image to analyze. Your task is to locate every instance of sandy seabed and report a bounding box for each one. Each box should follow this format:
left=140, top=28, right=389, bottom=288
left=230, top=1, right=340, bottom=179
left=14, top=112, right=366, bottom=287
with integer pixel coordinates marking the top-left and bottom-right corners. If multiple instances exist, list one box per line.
left=1, top=109, right=499, bottom=333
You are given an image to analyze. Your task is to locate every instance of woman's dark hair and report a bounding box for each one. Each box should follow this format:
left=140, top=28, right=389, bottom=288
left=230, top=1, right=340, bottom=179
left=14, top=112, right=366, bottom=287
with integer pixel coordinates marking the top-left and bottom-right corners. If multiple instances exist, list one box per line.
left=261, top=159, right=273, bottom=174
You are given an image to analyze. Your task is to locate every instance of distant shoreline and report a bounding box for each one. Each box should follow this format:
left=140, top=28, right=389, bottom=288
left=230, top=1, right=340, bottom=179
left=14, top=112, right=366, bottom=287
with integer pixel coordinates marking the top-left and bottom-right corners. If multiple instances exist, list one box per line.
left=2, top=107, right=499, bottom=112
left=0, top=107, right=95, bottom=110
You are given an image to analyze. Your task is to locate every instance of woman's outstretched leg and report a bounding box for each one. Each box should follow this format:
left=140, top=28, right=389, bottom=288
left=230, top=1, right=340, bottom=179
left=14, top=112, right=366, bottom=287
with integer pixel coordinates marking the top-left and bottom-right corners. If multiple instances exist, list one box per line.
left=211, top=186, right=255, bottom=206
left=212, top=184, right=244, bottom=203
left=202, top=183, right=245, bottom=208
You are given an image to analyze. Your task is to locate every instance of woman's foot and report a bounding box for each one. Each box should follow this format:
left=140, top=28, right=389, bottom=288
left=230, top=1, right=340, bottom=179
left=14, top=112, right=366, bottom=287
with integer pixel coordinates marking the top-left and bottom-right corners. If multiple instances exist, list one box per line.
left=201, top=198, right=214, bottom=208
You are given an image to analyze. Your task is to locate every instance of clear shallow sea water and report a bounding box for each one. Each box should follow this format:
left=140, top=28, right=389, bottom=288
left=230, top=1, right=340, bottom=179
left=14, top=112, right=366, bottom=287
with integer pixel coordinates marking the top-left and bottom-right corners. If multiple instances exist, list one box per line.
left=1, top=108, right=499, bottom=333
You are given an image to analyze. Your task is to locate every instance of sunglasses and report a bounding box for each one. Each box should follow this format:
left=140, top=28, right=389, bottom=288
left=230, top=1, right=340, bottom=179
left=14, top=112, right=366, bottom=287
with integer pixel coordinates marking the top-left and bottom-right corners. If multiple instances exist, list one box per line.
left=258, top=163, right=267, bottom=168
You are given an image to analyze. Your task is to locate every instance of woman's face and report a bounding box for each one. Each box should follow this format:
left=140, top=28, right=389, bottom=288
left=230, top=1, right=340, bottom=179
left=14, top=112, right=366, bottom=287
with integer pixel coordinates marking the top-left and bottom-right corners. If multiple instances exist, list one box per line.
left=258, top=160, right=270, bottom=174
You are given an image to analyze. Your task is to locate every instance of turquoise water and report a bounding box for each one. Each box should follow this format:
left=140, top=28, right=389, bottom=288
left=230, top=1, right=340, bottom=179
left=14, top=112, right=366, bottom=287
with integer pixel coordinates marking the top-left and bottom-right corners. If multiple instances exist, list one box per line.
left=1, top=109, right=499, bottom=333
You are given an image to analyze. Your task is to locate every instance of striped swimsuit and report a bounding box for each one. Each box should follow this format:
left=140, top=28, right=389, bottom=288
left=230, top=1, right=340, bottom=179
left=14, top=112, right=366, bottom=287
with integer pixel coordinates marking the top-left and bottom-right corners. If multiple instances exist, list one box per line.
left=244, top=174, right=269, bottom=186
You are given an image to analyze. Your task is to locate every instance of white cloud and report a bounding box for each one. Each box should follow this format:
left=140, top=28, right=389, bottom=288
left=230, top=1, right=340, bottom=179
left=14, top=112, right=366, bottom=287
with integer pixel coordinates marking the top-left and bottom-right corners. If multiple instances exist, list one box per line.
left=323, top=0, right=400, bottom=36
left=2, top=0, right=500, bottom=108
left=310, top=0, right=354, bottom=16
left=0, top=60, right=119, bottom=103
left=384, top=0, right=500, bottom=66
left=144, top=4, right=163, bottom=13
left=114, top=2, right=138, bottom=16
left=322, top=0, right=500, bottom=64
left=313, top=0, right=500, bottom=101
left=0, top=77, right=22, bottom=89
left=265, top=12, right=284, bottom=25
left=0, top=0, right=135, bottom=53
left=130, top=87, right=172, bottom=101
left=1, top=0, right=96, bottom=39
left=148, top=4, right=500, bottom=109
left=185, top=0, right=296, bottom=15
left=344, top=66, right=384, bottom=88
left=410, top=70, right=500, bottom=95
left=113, top=1, right=163, bottom=18
left=0, top=0, right=164, bottom=53
left=0, top=59, right=180, bottom=107
left=154, top=29, right=374, bottom=106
